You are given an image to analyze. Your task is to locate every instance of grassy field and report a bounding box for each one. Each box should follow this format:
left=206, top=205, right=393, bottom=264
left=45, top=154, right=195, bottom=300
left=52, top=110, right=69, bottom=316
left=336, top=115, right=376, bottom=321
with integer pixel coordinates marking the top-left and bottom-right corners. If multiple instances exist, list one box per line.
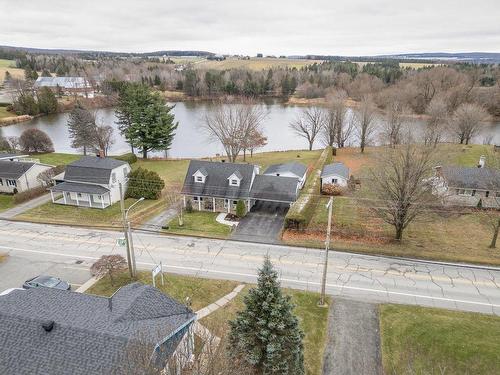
left=15, top=198, right=162, bottom=227
left=0, top=194, right=15, bottom=212
left=164, top=211, right=232, bottom=238
left=133, top=158, right=189, bottom=189
left=232, top=149, right=322, bottom=172
left=191, top=57, right=324, bottom=71
left=283, top=144, right=500, bottom=265
left=0, top=106, right=13, bottom=119
left=89, top=271, right=329, bottom=375
left=0, top=59, right=24, bottom=84
left=35, top=152, right=82, bottom=166
left=380, top=304, right=500, bottom=375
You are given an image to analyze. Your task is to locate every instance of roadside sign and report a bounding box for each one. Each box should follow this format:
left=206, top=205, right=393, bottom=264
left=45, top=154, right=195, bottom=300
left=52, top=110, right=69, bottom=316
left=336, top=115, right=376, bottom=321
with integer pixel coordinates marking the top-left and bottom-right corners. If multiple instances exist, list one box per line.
left=152, top=262, right=164, bottom=287
left=116, top=238, right=127, bottom=247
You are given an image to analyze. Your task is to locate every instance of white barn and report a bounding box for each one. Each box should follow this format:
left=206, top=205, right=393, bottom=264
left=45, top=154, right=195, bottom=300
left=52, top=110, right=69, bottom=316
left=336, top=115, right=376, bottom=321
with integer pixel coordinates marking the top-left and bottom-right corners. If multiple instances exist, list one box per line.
left=321, top=162, right=350, bottom=188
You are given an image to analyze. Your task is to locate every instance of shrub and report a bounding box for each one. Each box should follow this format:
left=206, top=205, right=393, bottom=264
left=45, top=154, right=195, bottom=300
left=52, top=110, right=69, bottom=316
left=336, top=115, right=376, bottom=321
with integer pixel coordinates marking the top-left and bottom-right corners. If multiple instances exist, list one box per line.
left=185, top=199, right=193, bottom=213
left=13, top=186, right=47, bottom=204
left=19, top=129, right=54, bottom=153
left=126, top=167, right=165, bottom=200
left=321, top=183, right=345, bottom=196
left=37, top=165, right=65, bottom=186
left=115, top=153, right=138, bottom=164
left=236, top=199, right=246, bottom=218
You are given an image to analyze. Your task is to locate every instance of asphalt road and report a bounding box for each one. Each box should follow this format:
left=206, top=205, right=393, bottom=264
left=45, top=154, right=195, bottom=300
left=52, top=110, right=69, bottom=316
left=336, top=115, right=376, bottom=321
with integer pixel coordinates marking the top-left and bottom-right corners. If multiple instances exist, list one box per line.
left=0, top=220, right=499, bottom=315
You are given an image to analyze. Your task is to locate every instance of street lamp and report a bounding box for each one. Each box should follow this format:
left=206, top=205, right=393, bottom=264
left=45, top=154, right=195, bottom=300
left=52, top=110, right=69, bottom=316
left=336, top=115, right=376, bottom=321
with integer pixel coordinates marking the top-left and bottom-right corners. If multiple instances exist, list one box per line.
left=121, top=194, right=145, bottom=278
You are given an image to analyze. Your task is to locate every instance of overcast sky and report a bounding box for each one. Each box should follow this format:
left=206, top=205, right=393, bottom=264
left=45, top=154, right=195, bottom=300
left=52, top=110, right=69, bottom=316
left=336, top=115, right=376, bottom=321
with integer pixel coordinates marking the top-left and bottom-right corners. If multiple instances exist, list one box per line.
left=1, top=0, right=499, bottom=56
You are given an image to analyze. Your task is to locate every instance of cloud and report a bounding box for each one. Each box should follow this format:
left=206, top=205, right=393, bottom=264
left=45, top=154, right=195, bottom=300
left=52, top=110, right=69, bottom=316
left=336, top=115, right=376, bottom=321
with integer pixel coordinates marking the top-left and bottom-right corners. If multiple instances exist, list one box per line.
left=0, top=0, right=499, bottom=55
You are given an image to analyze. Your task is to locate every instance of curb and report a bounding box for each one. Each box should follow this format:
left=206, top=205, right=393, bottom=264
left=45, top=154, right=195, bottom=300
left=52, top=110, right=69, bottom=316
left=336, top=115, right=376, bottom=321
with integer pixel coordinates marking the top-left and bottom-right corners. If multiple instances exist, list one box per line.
left=75, top=276, right=100, bottom=293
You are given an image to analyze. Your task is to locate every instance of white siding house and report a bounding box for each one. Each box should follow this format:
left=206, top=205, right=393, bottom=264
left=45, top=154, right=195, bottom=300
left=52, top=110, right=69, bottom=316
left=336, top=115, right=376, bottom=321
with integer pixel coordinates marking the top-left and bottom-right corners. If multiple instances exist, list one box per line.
left=321, top=162, right=350, bottom=188
left=50, top=156, right=130, bottom=209
left=0, top=160, right=53, bottom=194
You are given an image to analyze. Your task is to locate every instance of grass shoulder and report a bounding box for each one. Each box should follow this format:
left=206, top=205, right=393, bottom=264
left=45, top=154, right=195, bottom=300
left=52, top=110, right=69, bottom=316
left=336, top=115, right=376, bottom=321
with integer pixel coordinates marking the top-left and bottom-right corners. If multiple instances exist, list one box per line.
left=0, top=194, right=15, bottom=213
left=380, top=304, right=500, bottom=374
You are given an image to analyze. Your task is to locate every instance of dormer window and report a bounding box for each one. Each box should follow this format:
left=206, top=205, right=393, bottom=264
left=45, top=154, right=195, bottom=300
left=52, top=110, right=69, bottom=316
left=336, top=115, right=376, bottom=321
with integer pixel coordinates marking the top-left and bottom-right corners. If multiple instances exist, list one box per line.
left=193, top=168, right=207, bottom=183
left=227, top=171, right=242, bottom=187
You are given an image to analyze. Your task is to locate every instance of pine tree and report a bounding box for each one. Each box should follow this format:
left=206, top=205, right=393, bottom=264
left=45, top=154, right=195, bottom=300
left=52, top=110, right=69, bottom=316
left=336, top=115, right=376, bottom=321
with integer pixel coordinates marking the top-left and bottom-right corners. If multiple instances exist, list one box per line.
left=228, top=257, right=304, bottom=375
left=67, top=101, right=96, bottom=155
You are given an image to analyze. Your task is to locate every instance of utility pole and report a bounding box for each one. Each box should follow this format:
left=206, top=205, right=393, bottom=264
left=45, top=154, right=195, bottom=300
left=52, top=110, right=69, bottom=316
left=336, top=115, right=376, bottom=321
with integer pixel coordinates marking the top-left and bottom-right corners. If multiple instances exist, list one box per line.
left=119, top=183, right=133, bottom=278
left=127, top=221, right=137, bottom=277
left=320, top=196, right=333, bottom=306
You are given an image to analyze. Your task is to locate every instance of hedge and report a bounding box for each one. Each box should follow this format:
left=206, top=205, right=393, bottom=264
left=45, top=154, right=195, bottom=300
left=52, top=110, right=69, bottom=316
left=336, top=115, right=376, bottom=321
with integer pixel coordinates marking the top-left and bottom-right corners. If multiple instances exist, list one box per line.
left=284, top=147, right=332, bottom=230
left=115, top=153, right=138, bottom=164
left=13, top=186, right=48, bottom=204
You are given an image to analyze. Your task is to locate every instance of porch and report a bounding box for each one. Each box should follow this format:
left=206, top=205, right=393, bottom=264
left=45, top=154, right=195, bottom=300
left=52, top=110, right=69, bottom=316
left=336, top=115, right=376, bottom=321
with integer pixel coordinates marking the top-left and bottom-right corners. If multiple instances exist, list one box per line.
left=50, top=182, right=111, bottom=209
left=183, top=195, right=254, bottom=214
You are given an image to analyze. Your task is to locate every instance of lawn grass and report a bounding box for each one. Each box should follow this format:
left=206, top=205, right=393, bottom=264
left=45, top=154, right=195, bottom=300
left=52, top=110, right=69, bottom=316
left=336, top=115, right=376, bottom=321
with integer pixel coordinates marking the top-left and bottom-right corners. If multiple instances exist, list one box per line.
left=35, top=152, right=82, bottom=166
left=15, top=198, right=162, bottom=227
left=86, top=271, right=240, bottom=312
left=0, top=194, right=15, bottom=212
left=133, top=158, right=189, bottom=188
left=232, top=149, right=322, bottom=172
left=164, top=211, right=231, bottom=238
left=0, top=106, right=12, bottom=119
left=380, top=304, right=500, bottom=375
left=202, top=286, right=330, bottom=375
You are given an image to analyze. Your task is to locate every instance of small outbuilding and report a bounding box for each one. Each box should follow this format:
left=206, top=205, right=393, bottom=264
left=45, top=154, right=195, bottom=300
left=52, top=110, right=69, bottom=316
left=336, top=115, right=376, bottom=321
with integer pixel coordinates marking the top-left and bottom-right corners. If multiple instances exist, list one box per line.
left=321, top=162, right=350, bottom=189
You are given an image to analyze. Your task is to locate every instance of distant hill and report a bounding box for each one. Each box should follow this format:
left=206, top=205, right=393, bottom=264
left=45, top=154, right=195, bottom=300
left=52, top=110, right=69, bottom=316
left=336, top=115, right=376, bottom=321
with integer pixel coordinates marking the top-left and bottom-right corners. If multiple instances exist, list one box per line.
left=376, top=52, right=500, bottom=63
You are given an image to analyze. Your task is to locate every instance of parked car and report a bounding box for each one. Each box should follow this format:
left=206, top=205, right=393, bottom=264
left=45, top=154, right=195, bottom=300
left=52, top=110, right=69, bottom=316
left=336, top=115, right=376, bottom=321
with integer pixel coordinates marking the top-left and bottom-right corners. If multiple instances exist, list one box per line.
left=23, top=275, right=70, bottom=290
left=0, top=288, right=24, bottom=296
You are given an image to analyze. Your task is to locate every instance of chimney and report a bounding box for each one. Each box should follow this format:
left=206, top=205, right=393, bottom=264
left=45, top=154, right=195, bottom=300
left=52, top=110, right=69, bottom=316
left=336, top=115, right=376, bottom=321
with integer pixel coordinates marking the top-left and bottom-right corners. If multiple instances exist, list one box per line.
left=478, top=155, right=485, bottom=168
left=42, top=320, right=55, bottom=332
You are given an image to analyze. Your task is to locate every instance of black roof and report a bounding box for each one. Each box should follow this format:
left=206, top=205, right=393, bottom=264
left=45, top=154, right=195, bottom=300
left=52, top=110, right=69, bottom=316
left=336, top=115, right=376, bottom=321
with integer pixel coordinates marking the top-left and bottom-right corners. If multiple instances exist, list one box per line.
left=50, top=181, right=110, bottom=194
left=443, top=166, right=500, bottom=190
left=181, top=160, right=256, bottom=199
left=0, top=161, right=36, bottom=179
left=321, top=163, right=350, bottom=179
left=64, top=156, right=127, bottom=185
left=0, top=283, right=195, bottom=375
left=263, top=162, right=307, bottom=178
left=249, top=175, right=299, bottom=203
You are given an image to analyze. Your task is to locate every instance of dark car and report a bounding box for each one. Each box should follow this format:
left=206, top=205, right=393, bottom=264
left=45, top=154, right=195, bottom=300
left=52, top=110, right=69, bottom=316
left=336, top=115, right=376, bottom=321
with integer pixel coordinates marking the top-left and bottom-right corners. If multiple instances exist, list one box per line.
left=23, top=275, right=71, bottom=291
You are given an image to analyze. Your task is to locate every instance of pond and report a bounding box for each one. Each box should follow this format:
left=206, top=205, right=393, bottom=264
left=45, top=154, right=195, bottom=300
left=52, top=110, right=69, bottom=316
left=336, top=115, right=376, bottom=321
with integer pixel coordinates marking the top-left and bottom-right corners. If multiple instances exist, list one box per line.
left=1, top=101, right=499, bottom=158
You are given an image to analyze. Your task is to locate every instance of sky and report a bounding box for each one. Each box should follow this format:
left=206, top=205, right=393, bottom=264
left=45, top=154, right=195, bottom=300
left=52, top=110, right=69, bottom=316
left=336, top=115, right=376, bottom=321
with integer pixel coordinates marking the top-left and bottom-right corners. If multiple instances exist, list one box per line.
left=1, top=0, right=499, bottom=56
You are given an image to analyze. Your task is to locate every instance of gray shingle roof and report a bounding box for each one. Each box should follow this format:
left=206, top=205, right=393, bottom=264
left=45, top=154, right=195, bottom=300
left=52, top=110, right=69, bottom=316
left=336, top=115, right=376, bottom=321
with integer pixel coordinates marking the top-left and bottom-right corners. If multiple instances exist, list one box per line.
left=249, top=175, right=299, bottom=203
left=442, top=166, right=500, bottom=190
left=263, top=162, right=307, bottom=178
left=0, top=282, right=195, bottom=375
left=34, top=77, right=91, bottom=89
left=181, top=160, right=255, bottom=199
left=0, top=161, right=35, bottom=179
left=50, top=181, right=110, bottom=194
left=64, top=156, right=127, bottom=185
left=321, top=163, right=350, bottom=179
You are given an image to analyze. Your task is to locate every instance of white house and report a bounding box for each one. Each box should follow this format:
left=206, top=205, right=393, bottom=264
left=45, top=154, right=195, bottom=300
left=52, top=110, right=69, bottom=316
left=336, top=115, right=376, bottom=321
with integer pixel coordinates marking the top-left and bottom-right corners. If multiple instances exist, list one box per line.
left=0, top=158, right=53, bottom=194
left=263, top=162, right=308, bottom=189
left=321, top=162, right=350, bottom=189
left=34, top=77, right=95, bottom=98
left=49, top=156, right=130, bottom=209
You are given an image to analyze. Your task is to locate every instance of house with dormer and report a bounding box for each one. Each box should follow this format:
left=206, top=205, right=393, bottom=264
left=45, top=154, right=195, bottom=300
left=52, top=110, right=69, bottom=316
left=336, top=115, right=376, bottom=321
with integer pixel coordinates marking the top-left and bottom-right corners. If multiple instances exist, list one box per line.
left=181, top=160, right=301, bottom=213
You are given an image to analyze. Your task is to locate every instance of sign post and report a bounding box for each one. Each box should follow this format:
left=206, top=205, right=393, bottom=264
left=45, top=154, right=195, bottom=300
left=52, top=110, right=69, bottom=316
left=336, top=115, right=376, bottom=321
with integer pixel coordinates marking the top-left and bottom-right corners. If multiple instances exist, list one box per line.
left=152, top=262, right=164, bottom=287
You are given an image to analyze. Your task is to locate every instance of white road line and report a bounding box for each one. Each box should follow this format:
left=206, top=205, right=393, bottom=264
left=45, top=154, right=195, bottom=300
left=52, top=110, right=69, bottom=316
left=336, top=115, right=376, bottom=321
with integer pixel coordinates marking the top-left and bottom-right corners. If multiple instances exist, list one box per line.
left=3, top=244, right=500, bottom=310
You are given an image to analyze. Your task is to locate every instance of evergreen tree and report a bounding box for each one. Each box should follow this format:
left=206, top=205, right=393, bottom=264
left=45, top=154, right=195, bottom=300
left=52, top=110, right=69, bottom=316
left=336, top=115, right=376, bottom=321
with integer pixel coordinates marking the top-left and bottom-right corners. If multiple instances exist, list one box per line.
left=67, top=101, right=96, bottom=155
left=37, top=87, right=58, bottom=114
left=41, top=69, right=52, bottom=77
left=126, top=167, right=165, bottom=199
left=229, top=257, right=304, bottom=375
left=236, top=199, right=246, bottom=218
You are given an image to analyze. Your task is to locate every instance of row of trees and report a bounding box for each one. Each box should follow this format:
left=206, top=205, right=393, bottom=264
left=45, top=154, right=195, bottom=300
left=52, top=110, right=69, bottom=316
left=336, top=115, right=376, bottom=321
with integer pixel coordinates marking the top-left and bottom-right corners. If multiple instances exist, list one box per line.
left=10, top=84, right=58, bottom=116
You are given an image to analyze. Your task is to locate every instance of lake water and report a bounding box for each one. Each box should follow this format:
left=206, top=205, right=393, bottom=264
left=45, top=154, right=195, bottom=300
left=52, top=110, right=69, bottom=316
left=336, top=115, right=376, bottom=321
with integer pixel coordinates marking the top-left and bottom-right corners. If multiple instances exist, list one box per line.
left=1, top=101, right=499, bottom=158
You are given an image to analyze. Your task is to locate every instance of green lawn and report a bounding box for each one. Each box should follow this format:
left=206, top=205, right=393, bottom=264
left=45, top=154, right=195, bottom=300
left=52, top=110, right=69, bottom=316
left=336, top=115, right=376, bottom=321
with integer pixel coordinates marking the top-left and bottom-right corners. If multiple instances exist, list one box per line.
left=164, top=211, right=231, bottom=238
left=133, top=158, right=189, bottom=188
left=15, top=198, right=162, bottom=227
left=202, top=286, right=330, bottom=375
left=380, top=304, right=500, bottom=375
left=232, top=149, right=322, bottom=172
left=0, top=194, right=15, bottom=213
left=86, top=271, right=239, bottom=312
left=35, top=153, right=82, bottom=166
left=0, top=106, right=12, bottom=119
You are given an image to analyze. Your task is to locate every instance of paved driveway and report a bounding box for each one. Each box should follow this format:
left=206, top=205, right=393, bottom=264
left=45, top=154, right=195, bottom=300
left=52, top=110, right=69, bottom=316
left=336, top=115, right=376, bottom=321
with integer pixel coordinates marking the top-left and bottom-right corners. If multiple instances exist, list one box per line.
left=230, top=201, right=289, bottom=244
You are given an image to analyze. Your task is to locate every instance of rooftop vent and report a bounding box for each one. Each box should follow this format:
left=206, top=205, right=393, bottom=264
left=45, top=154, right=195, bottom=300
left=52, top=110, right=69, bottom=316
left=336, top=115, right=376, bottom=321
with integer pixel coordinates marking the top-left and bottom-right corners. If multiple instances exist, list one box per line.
left=42, top=320, right=55, bottom=332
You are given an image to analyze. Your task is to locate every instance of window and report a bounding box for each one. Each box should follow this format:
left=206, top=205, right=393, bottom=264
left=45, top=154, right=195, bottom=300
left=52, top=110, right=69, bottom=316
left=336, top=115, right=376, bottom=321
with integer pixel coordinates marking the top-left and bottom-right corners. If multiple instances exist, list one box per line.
left=233, top=200, right=238, bottom=206
left=0, top=178, right=3, bottom=186
left=193, top=196, right=203, bottom=201
left=472, top=190, right=476, bottom=196
left=230, top=179, right=238, bottom=186
left=77, top=193, right=82, bottom=198
left=332, top=178, right=338, bottom=184
left=458, top=189, right=472, bottom=196
left=196, top=176, right=203, bottom=182
left=496, top=192, right=500, bottom=198
left=111, top=172, right=117, bottom=183
left=486, top=191, right=490, bottom=198
left=7, top=179, right=16, bottom=187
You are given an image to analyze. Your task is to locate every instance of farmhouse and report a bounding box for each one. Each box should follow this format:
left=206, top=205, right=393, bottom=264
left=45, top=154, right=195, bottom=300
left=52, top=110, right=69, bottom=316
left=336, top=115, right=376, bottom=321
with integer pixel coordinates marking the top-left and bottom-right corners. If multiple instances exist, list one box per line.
left=263, top=162, right=308, bottom=189
left=34, top=76, right=94, bottom=98
left=0, top=156, right=53, bottom=194
left=0, top=283, right=196, bottom=374
left=320, top=162, right=350, bottom=189
left=181, top=160, right=300, bottom=213
left=432, top=159, right=500, bottom=208
left=49, top=156, right=130, bottom=209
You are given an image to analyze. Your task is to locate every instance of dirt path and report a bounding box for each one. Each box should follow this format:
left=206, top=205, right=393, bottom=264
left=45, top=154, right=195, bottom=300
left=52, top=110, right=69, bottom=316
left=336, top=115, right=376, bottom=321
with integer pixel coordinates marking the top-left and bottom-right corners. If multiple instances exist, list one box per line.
left=322, top=298, right=382, bottom=375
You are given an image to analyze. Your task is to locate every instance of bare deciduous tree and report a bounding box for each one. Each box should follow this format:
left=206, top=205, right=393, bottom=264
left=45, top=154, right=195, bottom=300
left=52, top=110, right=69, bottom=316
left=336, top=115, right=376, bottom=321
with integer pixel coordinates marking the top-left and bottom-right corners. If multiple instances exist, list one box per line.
left=323, top=92, right=347, bottom=147
left=90, top=254, right=128, bottom=285
left=289, top=107, right=325, bottom=150
left=243, top=128, right=267, bottom=159
left=355, top=96, right=376, bottom=153
left=383, top=99, right=406, bottom=148
left=424, top=96, right=448, bottom=146
left=370, top=142, right=437, bottom=241
left=202, top=100, right=266, bottom=162
left=452, top=103, right=489, bottom=145
left=94, top=123, right=115, bottom=156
